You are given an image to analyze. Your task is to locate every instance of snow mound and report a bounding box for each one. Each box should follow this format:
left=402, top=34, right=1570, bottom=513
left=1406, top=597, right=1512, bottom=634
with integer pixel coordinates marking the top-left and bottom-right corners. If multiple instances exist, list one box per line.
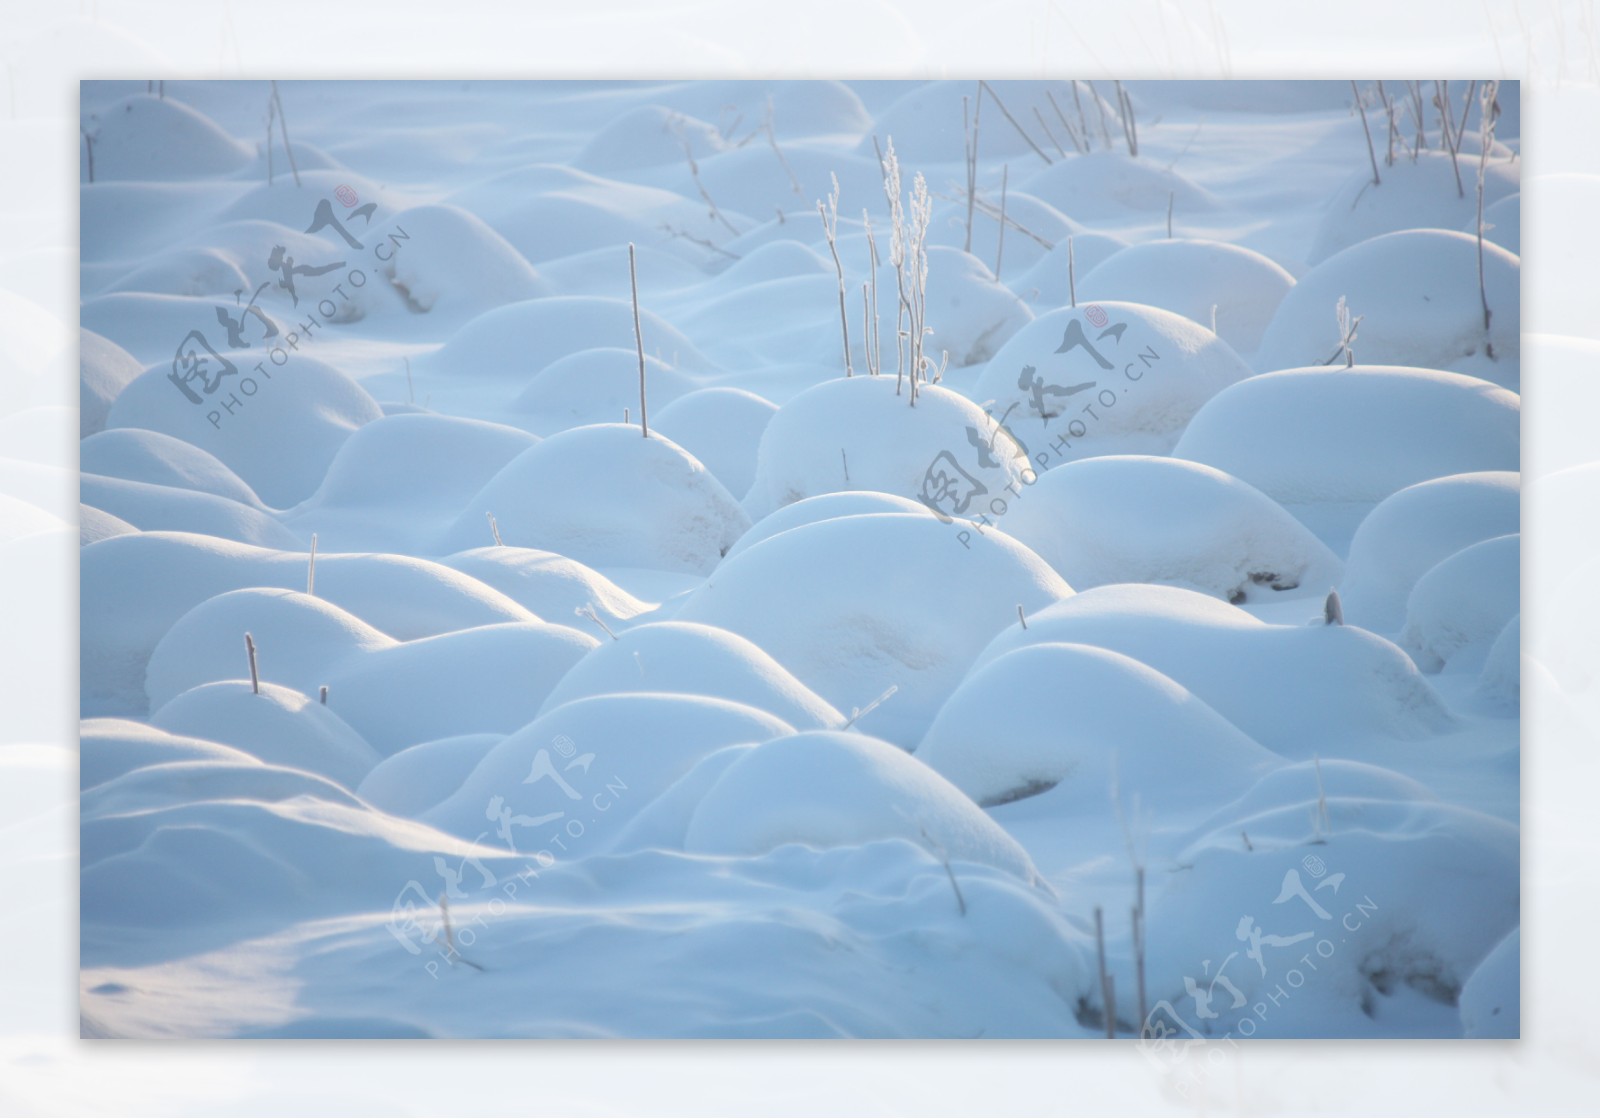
left=676, top=512, right=1072, bottom=747
left=80, top=504, right=137, bottom=546
left=101, top=245, right=251, bottom=300
left=921, top=247, right=1035, bottom=367
left=106, top=354, right=384, bottom=508
left=1076, top=239, right=1294, bottom=355
left=323, top=622, right=596, bottom=756
left=974, top=584, right=1453, bottom=756
left=80, top=427, right=263, bottom=507
left=1188, top=758, right=1439, bottom=839
left=424, top=693, right=796, bottom=844
left=82, top=532, right=534, bottom=716
left=285, top=413, right=537, bottom=551
left=80, top=716, right=263, bottom=790
left=999, top=455, right=1342, bottom=604
left=79, top=328, right=145, bottom=437
left=422, top=296, right=716, bottom=381
left=743, top=376, right=1031, bottom=522
left=1339, top=471, right=1520, bottom=632
left=973, top=302, right=1253, bottom=464
left=508, top=347, right=694, bottom=435
left=145, top=587, right=395, bottom=711
left=682, top=730, right=1042, bottom=884
left=1475, top=615, right=1521, bottom=714
left=441, top=546, right=650, bottom=628
left=923, top=191, right=1092, bottom=278
left=1009, top=233, right=1128, bottom=311
left=149, top=680, right=382, bottom=789
left=1308, top=151, right=1519, bottom=265
left=1173, top=367, right=1519, bottom=511
left=355, top=734, right=501, bottom=820
left=82, top=760, right=517, bottom=933
left=1459, top=928, right=1519, bottom=1038
left=651, top=387, right=777, bottom=500
left=80, top=94, right=252, bottom=181
left=79, top=473, right=299, bottom=549
left=1400, top=534, right=1520, bottom=674
left=726, top=491, right=932, bottom=561
left=368, top=204, right=552, bottom=323
left=1024, top=151, right=1217, bottom=219
left=537, top=620, right=843, bottom=730
left=438, top=424, right=749, bottom=575
left=1143, top=799, right=1516, bottom=1036
left=574, top=104, right=727, bottom=173
left=915, top=642, right=1279, bottom=809
left=1254, top=230, right=1520, bottom=388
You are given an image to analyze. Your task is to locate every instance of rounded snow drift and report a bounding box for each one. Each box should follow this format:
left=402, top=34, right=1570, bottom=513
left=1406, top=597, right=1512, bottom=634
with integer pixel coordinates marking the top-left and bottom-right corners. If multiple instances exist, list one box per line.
left=438, top=424, right=750, bottom=575
left=999, top=454, right=1342, bottom=603
left=973, top=301, right=1253, bottom=463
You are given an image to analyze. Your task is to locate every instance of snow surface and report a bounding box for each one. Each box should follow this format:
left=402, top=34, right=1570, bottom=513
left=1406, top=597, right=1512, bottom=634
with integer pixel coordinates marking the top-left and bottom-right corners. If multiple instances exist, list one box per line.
left=72, top=79, right=1518, bottom=1040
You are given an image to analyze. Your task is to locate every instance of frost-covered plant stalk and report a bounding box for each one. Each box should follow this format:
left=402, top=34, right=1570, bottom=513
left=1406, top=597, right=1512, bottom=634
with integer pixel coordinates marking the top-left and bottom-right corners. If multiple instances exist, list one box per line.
left=244, top=632, right=259, bottom=694
left=628, top=242, right=649, bottom=436
left=1476, top=80, right=1500, bottom=346
left=817, top=175, right=853, bottom=377
left=1351, top=81, right=1380, bottom=187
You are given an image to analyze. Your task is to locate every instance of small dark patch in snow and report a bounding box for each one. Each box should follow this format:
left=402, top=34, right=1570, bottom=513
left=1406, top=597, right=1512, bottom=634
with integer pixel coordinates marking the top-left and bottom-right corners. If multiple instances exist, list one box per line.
left=89, top=982, right=129, bottom=996
left=982, top=777, right=1060, bottom=807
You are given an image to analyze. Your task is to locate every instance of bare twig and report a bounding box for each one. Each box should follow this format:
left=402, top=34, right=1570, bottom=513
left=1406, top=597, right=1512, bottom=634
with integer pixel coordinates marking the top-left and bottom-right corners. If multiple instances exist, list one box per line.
left=486, top=511, right=503, bottom=546
left=575, top=603, right=619, bottom=642
left=306, top=533, right=317, bottom=595
left=244, top=633, right=259, bottom=695
left=762, top=96, right=804, bottom=197
left=1068, top=236, right=1077, bottom=308
left=1351, top=81, right=1381, bottom=187
left=628, top=243, right=649, bottom=437
left=270, top=81, right=300, bottom=188
left=994, top=164, right=1009, bottom=280
left=673, top=119, right=739, bottom=236
left=319, top=685, right=328, bottom=705
left=978, top=80, right=1052, bottom=166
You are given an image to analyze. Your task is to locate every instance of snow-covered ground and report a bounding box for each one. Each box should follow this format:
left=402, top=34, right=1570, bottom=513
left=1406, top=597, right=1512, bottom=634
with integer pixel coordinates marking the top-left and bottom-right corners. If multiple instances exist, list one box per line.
left=70, top=78, right=1520, bottom=1041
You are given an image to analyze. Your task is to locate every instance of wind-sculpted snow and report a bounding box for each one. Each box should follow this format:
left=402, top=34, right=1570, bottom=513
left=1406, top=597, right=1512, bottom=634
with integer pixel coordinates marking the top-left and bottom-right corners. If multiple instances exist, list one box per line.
left=72, top=78, right=1520, bottom=1040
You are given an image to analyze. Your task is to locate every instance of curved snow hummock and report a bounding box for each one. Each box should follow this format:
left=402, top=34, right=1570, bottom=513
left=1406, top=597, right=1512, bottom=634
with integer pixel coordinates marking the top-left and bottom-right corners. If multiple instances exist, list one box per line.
left=743, top=375, right=1032, bottom=522
left=423, top=692, right=796, bottom=843
left=368, top=203, right=552, bottom=323
left=79, top=328, right=146, bottom=437
left=355, top=734, right=502, bottom=820
left=149, top=680, right=382, bottom=789
left=420, top=296, right=717, bottom=381
left=1477, top=193, right=1520, bottom=255
left=681, top=730, right=1042, bottom=884
left=82, top=532, right=534, bottom=716
left=1173, top=366, right=1519, bottom=509
left=1024, top=151, right=1218, bottom=218
left=650, top=387, right=777, bottom=501
left=1340, top=471, right=1520, bottom=632
left=509, top=347, right=695, bottom=436
left=920, top=246, right=1035, bottom=367
left=1400, top=534, right=1520, bottom=674
left=974, top=584, right=1454, bottom=756
left=1308, top=150, right=1519, bottom=265
left=145, top=587, right=394, bottom=711
left=285, top=412, right=538, bottom=552
left=106, top=354, right=384, bottom=509
left=999, top=455, right=1341, bottom=604
left=438, top=424, right=750, bottom=575
left=1143, top=798, right=1517, bottom=1036
left=537, top=620, right=843, bottom=730
left=79, top=94, right=252, bottom=181
left=676, top=512, right=1072, bottom=747
left=80, top=717, right=263, bottom=790
left=972, top=302, right=1254, bottom=464
left=1255, top=229, right=1520, bottom=388
left=441, top=546, right=651, bottom=628
left=1076, top=238, right=1294, bottom=355
left=80, top=427, right=264, bottom=507
left=79, top=474, right=298, bottom=549
left=915, top=641, right=1280, bottom=810
left=726, top=491, right=933, bottom=561
left=322, top=622, right=597, bottom=756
